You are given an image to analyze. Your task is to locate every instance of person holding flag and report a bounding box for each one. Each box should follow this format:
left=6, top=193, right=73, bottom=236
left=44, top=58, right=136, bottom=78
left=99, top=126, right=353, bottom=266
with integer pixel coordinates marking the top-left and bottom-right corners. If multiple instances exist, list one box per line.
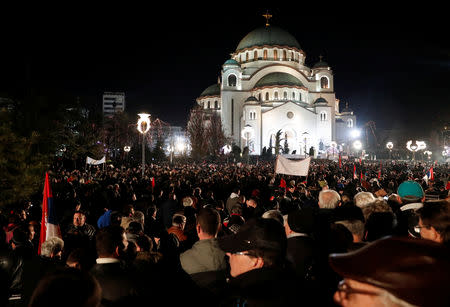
left=39, top=172, right=62, bottom=255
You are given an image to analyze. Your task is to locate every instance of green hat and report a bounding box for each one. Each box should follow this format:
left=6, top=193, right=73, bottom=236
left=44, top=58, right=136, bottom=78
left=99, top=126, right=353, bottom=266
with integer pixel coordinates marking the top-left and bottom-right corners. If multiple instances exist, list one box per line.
left=397, top=180, right=424, bottom=200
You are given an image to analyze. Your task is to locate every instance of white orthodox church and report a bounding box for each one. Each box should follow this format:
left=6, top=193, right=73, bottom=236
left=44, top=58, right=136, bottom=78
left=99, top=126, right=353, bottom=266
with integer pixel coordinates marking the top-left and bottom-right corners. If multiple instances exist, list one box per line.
left=196, top=19, right=356, bottom=156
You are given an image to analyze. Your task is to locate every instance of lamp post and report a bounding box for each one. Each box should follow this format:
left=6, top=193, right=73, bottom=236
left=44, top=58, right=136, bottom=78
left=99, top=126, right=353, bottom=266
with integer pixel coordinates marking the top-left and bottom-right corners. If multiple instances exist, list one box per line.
left=302, top=131, right=309, bottom=157
left=353, top=140, right=362, bottom=159
left=137, top=113, right=151, bottom=177
left=424, top=150, right=432, bottom=161
left=406, top=140, right=426, bottom=161
left=330, top=141, right=337, bottom=159
left=386, top=142, right=393, bottom=160
left=241, top=124, right=254, bottom=163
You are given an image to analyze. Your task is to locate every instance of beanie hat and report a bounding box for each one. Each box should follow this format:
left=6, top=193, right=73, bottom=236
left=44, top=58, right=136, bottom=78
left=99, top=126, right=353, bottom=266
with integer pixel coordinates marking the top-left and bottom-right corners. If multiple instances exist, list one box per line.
left=397, top=180, right=424, bottom=201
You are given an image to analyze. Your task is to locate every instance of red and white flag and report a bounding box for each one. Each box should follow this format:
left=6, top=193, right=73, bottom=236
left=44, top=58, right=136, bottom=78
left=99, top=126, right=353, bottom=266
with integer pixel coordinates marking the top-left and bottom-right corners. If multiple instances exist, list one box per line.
left=38, top=172, right=62, bottom=255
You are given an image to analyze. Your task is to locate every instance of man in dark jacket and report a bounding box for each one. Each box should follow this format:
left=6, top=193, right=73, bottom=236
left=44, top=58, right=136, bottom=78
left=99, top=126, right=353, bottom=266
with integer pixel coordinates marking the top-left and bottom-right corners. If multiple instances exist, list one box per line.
left=218, top=217, right=311, bottom=306
left=90, top=225, right=137, bottom=305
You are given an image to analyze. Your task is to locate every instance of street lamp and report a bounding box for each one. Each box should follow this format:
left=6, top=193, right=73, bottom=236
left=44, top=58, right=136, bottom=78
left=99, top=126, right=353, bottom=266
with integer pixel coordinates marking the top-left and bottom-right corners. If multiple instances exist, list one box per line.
left=406, top=140, right=426, bottom=161
left=302, top=131, right=309, bottom=157
left=241, top=124, right=254, bottom=163
left=353, top=140, right=362, bottom=158
left=386, top=142, right=393, bottom=159
left=330, top=141, right=337, bottom=159
left=137, top=113, right=151, bottom=177
left=424, top=150, right=432, bottom=160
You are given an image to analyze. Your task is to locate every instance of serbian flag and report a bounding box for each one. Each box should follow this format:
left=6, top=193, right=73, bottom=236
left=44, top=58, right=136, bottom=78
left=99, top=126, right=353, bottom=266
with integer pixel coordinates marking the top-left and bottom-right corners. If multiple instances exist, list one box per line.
left=426, top=166, right=434, bottom=181
left=353, top=165, right=357, bottom=179
left=38, top=172, right=62, bottom=255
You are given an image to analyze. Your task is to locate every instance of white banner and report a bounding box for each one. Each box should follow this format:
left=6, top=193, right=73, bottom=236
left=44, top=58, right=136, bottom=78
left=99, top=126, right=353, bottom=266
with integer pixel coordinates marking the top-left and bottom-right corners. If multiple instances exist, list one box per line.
left=86, top=156, right=106, bottom=165
left=275, top=155, right=311, bottom=176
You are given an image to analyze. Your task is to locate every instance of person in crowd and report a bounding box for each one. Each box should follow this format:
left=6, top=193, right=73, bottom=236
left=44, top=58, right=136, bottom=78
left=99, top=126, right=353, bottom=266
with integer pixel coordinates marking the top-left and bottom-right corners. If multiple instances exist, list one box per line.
left=318, top=189, right=341, bottom=209
left=226, top=187, right=241, bottom=214
left=284, top=208, right=316, bottom=280
left=28, top=267, right=102, bottom=307
left=242, top=197, right=264, bottom=221
left=353, top=191, right=376, bottom=208
left=262, top=209, right=284, bottom=225
left=218, top=217, right=311, bottom=306
left=416, top=199, right=450, bottom=247
left=90, top=225, right=137, bottom=305
left=180, top=207, right=227, bottom=293
left=65, top=210, right=96, bottom=241
left=329, top=236, right=450, bottom=307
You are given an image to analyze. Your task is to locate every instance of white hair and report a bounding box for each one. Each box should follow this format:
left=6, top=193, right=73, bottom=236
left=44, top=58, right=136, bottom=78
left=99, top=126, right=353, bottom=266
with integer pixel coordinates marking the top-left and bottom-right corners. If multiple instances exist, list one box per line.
left=318, top=190, right=341, bottom=209
left=354, top=191, right=376, bottom=208
left=41, top=237, right=64, bottom=258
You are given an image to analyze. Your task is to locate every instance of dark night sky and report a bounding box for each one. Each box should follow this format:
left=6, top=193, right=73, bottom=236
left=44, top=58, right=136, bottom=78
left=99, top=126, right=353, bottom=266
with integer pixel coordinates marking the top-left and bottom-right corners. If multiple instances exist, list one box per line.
left=1, top=5, right=449, bottom=136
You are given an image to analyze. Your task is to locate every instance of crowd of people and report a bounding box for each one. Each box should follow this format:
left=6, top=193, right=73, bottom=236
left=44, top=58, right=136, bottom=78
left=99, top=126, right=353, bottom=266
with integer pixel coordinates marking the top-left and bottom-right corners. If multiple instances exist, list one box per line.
left=1, top=157, right=450, bottom=306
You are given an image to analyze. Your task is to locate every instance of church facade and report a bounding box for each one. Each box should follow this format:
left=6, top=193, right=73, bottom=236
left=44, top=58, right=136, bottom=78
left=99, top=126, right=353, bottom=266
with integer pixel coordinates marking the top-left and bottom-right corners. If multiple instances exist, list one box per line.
left=196, top=23, right=356, bottom=156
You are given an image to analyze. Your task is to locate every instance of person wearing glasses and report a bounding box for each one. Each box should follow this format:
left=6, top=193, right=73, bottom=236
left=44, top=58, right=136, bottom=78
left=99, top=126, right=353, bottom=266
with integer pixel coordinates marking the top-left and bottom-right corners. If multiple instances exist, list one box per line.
left=416, top=199, right=450, bottom=247
left=218, top=217, right=309, bottom=306
left=329, top=236, right=450, bottom=307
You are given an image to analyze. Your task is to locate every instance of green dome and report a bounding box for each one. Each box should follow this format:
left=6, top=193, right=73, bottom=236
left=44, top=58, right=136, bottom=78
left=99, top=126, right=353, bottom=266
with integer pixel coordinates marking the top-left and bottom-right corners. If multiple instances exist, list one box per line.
left=314, top=97, right=328, bottom=104
left=199, top=84, right=220, bottom=98
left=312, top=61, right=329, bottom=69
left=236, top=26, right=301, bottom=51
left=245, top=96, right=259, bottom=102
left=253, top=72, right=303, bottom=89
left=223, top=59, right=240, bottom=66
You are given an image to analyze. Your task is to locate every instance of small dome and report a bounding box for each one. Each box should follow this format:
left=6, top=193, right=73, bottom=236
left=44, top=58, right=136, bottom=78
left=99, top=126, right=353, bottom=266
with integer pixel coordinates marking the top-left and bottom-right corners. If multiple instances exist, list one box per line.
left=314, top=97, right=328, bottom=105
left=236, top=26, right=301, bottom=51
left=341, top=102, right=353, bottom=113
left=223, top=59, right=240, bottom=66
left=254, top=72, right=303, bottom=89
left=312, top=61, right=329, bottom=69
left=199, top=84, right=220, bottom=98
left=245, top=96, right=259, bottom=103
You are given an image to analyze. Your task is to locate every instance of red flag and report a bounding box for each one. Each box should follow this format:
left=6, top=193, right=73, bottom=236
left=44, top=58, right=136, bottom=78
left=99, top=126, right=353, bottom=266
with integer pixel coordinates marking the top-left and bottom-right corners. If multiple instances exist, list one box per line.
left=360, top=171, right=363, bottom=181
left=151, top=177, right=155, bottom=188
left=39, top=172, right=62, bottom=255
left=378, top=163, right=382, bottom=179
left=279, top=178, right=286, bottom=188
left=353, top=165, right=357, bottom=179
left=339, top=154, right=342, bottom=168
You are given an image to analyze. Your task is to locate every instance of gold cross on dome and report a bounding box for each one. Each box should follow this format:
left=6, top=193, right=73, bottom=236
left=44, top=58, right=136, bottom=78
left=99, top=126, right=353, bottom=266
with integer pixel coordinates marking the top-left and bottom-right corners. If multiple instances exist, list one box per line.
left=262, top=10, right=272, bottom=27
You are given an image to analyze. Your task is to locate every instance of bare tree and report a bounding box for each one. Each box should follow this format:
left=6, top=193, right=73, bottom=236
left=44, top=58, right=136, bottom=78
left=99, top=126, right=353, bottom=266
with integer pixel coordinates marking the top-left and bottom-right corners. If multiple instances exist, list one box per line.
left=187, top=105, right=207, bottom=160
left=205, top=111, right=227, bottom=156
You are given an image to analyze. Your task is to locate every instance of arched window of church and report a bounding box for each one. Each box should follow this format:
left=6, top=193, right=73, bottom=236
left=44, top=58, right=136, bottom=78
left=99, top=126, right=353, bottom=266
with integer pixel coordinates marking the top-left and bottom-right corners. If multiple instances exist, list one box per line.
left=347, top=119, right=353, bottom=128
left=274, top=49, right=278, bottom=60
left=254, top=50, right=258, bottom=60
left=299, top=92, right=302, bottom=101
left=265, top=92, right=269, bottom=101
left=228, top=74, right=237, bottom=87
left=263, top=50, right=268, bottom=60
left=214, top=101, right=218, bottom=109
left=292, top=92, right=295, bottom=100
left=245, top=52, right=249, bottom=62
left=283, top=91, right=288, bottom=100
left=258, top=93, right=261, bottom=101
left=207, top=101, right=211, bottom=109
left=249, top=111, right=256, bottom=120
left=320, top=111, right=327, bottom=121
left=321, top=76, right=329, bottom=89
left=283, top=50, right=287, bottom=60
left=274, top=91, right=278, bottom=100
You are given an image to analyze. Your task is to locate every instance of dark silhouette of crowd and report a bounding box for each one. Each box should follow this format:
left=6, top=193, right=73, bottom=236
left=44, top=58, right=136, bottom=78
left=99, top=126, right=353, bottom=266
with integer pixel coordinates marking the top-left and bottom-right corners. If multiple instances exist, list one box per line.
left=1, top=158, right=449, bottom=306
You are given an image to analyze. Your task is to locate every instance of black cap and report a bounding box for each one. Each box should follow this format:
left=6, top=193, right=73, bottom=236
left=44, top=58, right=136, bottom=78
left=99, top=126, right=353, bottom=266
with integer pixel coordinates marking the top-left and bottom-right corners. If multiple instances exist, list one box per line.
left=219, top=218, right=286, bottom=254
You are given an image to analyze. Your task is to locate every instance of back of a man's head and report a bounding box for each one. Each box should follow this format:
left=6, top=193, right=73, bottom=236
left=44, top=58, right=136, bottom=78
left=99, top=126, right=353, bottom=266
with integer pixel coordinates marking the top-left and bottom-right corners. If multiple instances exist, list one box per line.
left=41, top=237, right=64, bottom=258
left=29, top=268, right=101, bottom=307
left=196, top=207, right=221, bottom=237
left=95, top=225, right=125, bottom=258
left=353, top=191, right=376, bottom=208
left=318, top=189, right=341, bottom=209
